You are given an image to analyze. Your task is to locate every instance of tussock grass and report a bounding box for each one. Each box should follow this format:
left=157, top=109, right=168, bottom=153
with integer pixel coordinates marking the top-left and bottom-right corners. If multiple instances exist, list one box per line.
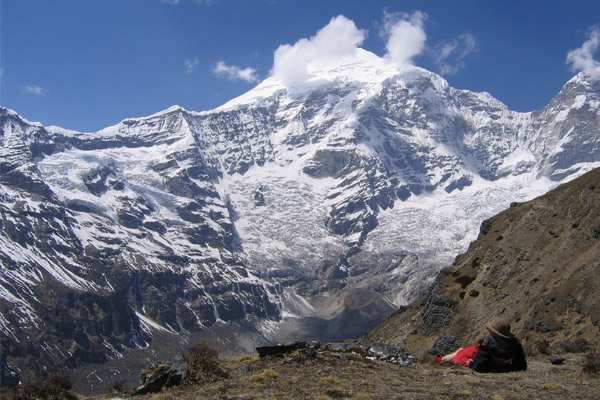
left=320, top=375, right=341, bottom=385
left=5, top=372, right=77, bottom=400
left=248, top=368, right=279, bottom=382
left=185, top=343, right=228, bottom=384
left=230, top=354, right=259, bottom=363
left=581, top=350, right=600, bottom=374
left=558, top=337, right=590, bottom=353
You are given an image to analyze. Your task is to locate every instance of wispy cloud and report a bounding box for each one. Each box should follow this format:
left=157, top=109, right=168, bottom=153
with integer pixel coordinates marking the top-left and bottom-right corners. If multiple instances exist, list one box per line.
left=271, top=15, right=367, bottom=86
left=566, top=27, right=600, bottom=78
left=433, top=33, right=477, bottom=76
left=380, top=11, right=427, bottom=66
left=184, top=58, right=200, bottom=74
left=161, top=0, right=220, bottom=5
left=23, top=85, right=48, bottom=96
left=213, top=61, right=259, bottom=83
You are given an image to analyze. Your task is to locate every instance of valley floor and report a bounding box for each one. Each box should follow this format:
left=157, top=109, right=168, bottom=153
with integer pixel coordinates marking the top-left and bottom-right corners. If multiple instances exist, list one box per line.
left=93, top=351, right=599, bottom=400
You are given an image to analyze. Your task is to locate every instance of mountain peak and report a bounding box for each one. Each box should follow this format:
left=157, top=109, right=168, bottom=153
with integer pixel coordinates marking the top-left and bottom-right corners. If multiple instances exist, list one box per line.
left=127, top=104, right=189, bottom=122
left=569, top=67, right=600, bottom=85
left=217, top=49, right=444, bottom=111
left=1, top=106, right=43, bottom=127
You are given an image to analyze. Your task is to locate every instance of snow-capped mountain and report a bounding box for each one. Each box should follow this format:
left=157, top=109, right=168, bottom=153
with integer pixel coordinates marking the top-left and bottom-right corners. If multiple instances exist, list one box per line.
left=1, top=49, right=599, bottom=388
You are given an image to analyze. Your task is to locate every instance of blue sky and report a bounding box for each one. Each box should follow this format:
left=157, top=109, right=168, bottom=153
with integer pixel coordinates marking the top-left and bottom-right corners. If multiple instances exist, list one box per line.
left=1, top=0, right=599, bottom=132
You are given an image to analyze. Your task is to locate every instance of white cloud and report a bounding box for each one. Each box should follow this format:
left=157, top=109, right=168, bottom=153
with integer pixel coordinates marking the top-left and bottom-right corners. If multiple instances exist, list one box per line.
left=566, top=27, right=600, bottom=78
left=380, top=11, right=427, bottom=66
left=271, top=15, right=367, bottom=86
left=184, top=58, right=200, bottom=74
left=23, top=85, right=48, bottom=96
left=213, top=61, right=259, bottom=83
left=434, top=33, right=477, bottom=76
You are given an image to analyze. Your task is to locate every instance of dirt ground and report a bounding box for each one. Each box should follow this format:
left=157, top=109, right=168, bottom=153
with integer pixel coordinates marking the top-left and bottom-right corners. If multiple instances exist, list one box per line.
left=92, top=350, right=599, bottom=400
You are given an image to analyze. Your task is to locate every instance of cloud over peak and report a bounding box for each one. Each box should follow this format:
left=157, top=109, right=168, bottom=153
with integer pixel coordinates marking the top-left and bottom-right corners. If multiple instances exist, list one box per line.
left=267, top=12, right=480, bottom=88
left=271, top=15, right=366, bottom=86
left=566, top=27, right=600, bottom=78
left=380, top=11, right=427, bottom=66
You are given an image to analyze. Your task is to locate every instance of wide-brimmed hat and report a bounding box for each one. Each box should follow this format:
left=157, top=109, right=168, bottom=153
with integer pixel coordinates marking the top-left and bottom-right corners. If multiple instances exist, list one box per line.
left=486, top=317, right=513, bottom=338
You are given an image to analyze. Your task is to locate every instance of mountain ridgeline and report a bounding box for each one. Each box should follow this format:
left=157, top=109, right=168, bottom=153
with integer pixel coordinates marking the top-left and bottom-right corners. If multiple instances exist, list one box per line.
left=1, top=50, right=599, bottom=387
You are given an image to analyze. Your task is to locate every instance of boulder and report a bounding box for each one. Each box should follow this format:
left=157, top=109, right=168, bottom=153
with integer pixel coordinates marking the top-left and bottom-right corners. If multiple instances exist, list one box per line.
left=134, top=362, right=183, bottom=395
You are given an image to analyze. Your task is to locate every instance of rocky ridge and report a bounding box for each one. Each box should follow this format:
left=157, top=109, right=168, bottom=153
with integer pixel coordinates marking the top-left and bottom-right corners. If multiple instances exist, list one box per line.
left=365, top=167, right=600, bottom=355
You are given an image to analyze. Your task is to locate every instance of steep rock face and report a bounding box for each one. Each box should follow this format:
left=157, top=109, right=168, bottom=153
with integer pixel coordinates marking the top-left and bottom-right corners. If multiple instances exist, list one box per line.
left=531, top=75, right=600, bottom=179
left=1, top=54, right=600, bottom=387
left=365, top=167, right=600, bottom=354
left=0, top=109, right=280, bottom=387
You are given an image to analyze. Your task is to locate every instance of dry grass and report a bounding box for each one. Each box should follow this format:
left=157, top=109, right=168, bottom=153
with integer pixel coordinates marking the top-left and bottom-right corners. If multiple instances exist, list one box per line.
left=319, top=375, right=341, bottom=385
left=94, top=351, right=600, bottom=400
left=581, top=350, right=600, bottom=374
left=558, top=337, right=590, bottom=353
left=248, top=369, right=279, bottom=382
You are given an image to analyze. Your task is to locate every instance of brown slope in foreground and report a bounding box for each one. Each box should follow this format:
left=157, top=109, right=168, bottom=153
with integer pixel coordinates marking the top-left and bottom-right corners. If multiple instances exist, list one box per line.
left=91, top=351, right=599, bottom=400
left=366, top=167, right=600, bottom=355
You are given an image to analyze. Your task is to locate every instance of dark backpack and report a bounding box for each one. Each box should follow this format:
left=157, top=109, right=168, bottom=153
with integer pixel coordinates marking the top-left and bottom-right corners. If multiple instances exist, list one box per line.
left=471, top=336, right=527, bottom=372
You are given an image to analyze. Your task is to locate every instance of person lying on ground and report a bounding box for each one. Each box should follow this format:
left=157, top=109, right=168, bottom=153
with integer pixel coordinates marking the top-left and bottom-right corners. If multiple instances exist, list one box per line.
left=435, top=317, right=527, bottom=372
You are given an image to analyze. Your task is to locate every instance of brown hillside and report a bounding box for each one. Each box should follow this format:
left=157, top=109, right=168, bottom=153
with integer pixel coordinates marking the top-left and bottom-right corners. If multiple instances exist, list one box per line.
left=366, top=167, right=600, bottom=355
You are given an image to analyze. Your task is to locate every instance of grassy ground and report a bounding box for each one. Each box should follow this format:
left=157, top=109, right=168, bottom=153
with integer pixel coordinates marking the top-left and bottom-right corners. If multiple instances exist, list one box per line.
left=94, top=350, right=598, bottom=400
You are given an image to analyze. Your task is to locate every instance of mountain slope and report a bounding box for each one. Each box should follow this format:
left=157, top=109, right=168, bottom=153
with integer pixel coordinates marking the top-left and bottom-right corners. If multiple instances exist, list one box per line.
left=0, top=109, right=281, bottom=387
left=365, top=167, right=600, bottom=354
left=1, top=51, right=600, bottom=388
